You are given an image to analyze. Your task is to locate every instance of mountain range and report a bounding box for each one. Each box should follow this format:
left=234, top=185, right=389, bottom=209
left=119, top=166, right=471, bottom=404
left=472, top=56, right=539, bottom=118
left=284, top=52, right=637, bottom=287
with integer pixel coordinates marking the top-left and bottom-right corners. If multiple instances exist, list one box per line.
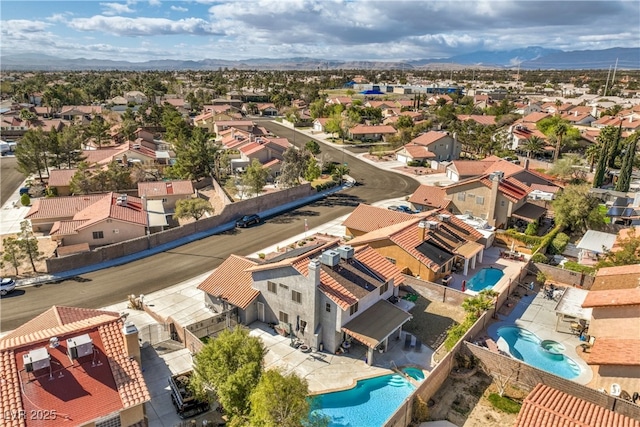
left=1, top=47, right=638, bottom=71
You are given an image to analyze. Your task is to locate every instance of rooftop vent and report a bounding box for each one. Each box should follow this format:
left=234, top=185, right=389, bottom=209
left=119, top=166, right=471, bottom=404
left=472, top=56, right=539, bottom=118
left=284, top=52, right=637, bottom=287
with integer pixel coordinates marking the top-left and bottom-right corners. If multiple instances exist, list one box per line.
left=437, top=214, right=450, bottom=222
left=67, top=333, right=93, bottom=360
left=23, top=347, right=50, bottom=372
left=337, top=245, right=354, bottom=260
left=49, top=337, right=60, bottom=348
left=321, top=250, right=340, bottom=267
left=426, top=220, right=439, bottom=230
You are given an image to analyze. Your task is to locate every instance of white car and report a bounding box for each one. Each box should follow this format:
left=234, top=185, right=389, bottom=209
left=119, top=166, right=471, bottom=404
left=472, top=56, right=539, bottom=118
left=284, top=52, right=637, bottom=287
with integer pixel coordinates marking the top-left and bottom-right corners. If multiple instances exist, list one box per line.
left=0, top=278, right=16, bottom=296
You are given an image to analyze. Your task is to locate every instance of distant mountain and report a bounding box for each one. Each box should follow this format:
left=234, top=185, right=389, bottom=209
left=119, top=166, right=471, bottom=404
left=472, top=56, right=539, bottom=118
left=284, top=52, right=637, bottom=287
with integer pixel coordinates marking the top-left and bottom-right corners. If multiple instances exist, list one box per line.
left=1, top=47, right=638, bottom=71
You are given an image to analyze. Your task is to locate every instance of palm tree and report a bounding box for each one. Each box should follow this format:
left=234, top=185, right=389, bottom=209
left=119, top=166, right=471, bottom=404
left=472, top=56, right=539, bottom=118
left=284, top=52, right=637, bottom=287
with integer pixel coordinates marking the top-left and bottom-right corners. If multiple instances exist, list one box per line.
left=522, top=136, right=545, bottom=159
left=585, top=143, right=601, bottom=173
left=552, top=122, right=568, bottom=162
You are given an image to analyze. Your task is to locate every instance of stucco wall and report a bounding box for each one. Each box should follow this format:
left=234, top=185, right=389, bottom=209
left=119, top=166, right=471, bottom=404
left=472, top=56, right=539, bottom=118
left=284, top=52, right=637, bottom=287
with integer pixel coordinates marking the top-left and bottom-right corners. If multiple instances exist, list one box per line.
left=64, top=220, right=145, bottom=247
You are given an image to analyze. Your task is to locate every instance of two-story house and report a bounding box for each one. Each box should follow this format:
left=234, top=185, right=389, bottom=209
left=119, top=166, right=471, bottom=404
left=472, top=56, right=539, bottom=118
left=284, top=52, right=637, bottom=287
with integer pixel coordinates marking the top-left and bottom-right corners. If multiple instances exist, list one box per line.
left=396, top=131, right=461, bottom=165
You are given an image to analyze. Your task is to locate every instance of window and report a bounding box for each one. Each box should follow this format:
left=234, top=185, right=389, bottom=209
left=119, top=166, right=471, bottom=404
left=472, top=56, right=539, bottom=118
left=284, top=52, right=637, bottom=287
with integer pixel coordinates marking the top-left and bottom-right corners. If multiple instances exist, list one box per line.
left=349, top=302, right=359, bottom=315
left=457, top=192, right=466, bottom=201
left=278, top=311, right=289, bottom=324
left=468, top=193, right=475, bottom=199
left=379, top=282, right=389, bottom=295
left=292, top=290, right=302, bottom=304
left=501, top=200, right=506, bottom=207
left=325, top=303, right=331, bottom=313
left=476, top=196, right=485, bottom=205
left=267, top=281, right=277, bottom=294
left=92, top=231, right=104, bottom=239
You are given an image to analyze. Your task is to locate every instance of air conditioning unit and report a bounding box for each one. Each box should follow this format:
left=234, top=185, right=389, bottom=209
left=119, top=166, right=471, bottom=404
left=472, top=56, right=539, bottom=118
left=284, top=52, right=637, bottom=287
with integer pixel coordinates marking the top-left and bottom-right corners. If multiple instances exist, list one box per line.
left=23, top=348, right=50, bottom=372
left=426, top=220, right=439, bottom=230
left=67, top=334, right=94, bottom=360
left=321, top=250, right=340, bottom=267
left=337, top=245, right=354, bottom=260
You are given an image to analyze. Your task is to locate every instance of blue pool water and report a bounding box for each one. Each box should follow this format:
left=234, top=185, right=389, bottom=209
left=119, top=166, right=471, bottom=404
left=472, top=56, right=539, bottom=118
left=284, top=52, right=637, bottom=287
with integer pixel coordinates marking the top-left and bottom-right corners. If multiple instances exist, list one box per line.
left=467, top=267, right=504, bottom=291
left=402, top=367, right=425, bottom=381
left=497, top=326, right=582, bottom=379
left=310, top=374, right=415, bottom=426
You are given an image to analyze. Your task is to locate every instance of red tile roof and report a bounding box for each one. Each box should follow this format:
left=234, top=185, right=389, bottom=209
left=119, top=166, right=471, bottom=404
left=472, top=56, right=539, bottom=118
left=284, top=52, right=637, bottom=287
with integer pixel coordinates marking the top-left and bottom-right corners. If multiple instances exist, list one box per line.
left=25, top=194, right=105, bottom=220
left=448, top=160, right=493, bottom=177
left=342, top=204, right=416, bottom=234
left=408, top=185, right=450, bottom=209
left=350, top=124, right=397, bottom=135
left=515, top=383, right=640, bottom=427
left=411, top=131, right=450, bottom=146
left=588, top=339, right=640, bottom=366
left=197, top=255, right=260, bottom=309
left=47, top=169, right=77, bottom=187
left=0, top=306, right=149, bottom=426
left=72, top=193, right=147, bottom=228
left=521, top=112, right=551, bottom=123
left=582, top=287, right=640, bottom=308
left=138, top=180, right=194, bottom=197
left=456, top=114, right=497, bottom=125
left=400, top=144, right=437, bottom=159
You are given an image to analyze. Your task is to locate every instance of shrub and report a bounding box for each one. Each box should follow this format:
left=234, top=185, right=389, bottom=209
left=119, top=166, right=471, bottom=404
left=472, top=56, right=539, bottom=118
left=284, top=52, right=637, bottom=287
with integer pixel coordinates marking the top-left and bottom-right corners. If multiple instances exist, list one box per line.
left=524, top=221, right=538, bottom=236
left=20, top=193, right=31, bottom=206
left=563, top=261, right=596, bottom=275
left=549, top=232, right=569, bottom=255
left=487, top=393, right=522, bottom=414
left=412, top=396, right=430, bottom=423
left=531, top=253, right=549, bottom=264
left=407, top=160, right=423, bottom=167
left=258, top=253, right=265, bottom=259
left=444, top=317, right=475, bottom=351
left=536, top=271, right=547, bottom=284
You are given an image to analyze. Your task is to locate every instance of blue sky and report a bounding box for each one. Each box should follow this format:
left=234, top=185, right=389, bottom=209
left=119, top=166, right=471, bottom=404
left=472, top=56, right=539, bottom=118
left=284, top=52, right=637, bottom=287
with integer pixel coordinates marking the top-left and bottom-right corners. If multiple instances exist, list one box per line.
left=1, top=0, right=639, bottom=63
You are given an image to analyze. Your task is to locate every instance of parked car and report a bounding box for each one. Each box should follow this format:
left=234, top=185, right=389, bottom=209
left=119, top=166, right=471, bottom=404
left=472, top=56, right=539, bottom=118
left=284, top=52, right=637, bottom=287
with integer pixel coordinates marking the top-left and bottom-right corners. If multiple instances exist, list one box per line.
left=387, top=205, right=400, bottom=211
left=236, top=214, right=261, bottom=228
left=389, top=205, right=418, bottom=214
left=1, top=278, right=16, bottom=296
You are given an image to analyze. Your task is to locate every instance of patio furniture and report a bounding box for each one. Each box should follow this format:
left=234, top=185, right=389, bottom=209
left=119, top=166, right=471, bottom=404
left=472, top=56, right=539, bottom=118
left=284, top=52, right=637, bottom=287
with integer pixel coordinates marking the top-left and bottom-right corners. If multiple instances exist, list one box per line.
left=414, top=338, right=422, bottom=353
left=403, top=334, right=412, bottom=350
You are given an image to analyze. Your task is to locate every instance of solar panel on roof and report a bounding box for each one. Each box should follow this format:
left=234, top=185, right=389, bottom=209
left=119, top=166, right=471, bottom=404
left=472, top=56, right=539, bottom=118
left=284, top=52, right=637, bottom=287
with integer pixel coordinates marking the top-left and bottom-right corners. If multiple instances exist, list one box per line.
left=607, top=207, right=626, bottom=216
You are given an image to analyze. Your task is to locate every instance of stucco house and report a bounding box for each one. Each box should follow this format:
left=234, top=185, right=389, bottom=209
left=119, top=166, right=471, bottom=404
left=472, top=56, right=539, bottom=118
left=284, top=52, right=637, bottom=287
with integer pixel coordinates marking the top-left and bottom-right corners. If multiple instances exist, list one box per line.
left=0, top=306, right=149, bottom=427
left=397, top=131, right=461, bottom=165
left=198, top=238, right=410, bottom=365
left=348, top=124, right=397, bottom=142
left=138, top=180, right=195, bottom=210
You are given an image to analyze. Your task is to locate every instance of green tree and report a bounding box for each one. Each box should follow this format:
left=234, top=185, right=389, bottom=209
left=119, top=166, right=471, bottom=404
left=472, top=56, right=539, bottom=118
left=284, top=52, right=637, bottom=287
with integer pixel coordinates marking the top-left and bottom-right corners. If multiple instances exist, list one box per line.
left=585, top=143, right=601, bottom=173
left=173, top=198, right=214, bottom=221
left=331, top=164, right=350, bottom=182
left=522, top=136, right=545, bottom=159
left=395, top=115, right=414, bottom=130
left=86, top=116, right=110, bottom=148
left=304, top=156, right=322, bottom=181
left=552, top=122, right=568, bottom=162
left=305, top=140, right=321, bottom=155
left=172, top=127, right=219, bottom=180
left=243, top=159, right=269, bottom=196
left=597, top=227, right=640, bottom=268
left=69, top=162, right=94, bottom=195
left=191, top=327, right=266, bottom=423
left=2, top=236, right=25, bottom=276
left=18, top=220, right=43, bottom=273
left=58, top=125, right=86, bottom=169
left=552, top=184, right=604, bottom=232
left=249, top=370, right=315, bottom=427
left=15, top=128, right=48, bottom=181
left=615, top=132, right=639, bottom=192
left=462, top=289, right=497, bottom=319
left=279, top=147, right=311, bottom=188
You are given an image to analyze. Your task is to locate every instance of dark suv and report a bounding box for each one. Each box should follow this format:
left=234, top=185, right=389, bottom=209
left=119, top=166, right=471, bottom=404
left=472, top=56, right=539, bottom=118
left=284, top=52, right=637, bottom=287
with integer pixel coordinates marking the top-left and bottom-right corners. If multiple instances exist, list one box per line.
left=236, top=214, right=261, bottom=228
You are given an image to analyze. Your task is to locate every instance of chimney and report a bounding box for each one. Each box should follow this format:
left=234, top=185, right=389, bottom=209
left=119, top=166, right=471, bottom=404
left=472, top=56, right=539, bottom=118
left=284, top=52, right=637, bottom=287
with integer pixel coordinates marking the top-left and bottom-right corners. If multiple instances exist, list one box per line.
left=418, top=220, right=427, bottom=241
left=122, top=322, right=141, bottom=363
left=141, top=195, right=147, bottom=211
left=523, top=158, right=530, bottom=170
left=308, top=258, right=321, bottom=287
left=487, top=171, right=502, bottom=227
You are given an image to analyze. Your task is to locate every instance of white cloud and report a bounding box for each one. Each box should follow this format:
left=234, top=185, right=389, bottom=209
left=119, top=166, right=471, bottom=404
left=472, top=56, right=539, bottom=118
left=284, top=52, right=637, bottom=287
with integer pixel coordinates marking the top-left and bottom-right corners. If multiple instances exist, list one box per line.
left=149, top=0, right=162, bottom=6
left=100, top=2, right=136, bottom=16
left=170, top=5, right=188, bottom=12
left=68, top=16, right=223, bottom=36
left=1, top=20, right=49, bottom=33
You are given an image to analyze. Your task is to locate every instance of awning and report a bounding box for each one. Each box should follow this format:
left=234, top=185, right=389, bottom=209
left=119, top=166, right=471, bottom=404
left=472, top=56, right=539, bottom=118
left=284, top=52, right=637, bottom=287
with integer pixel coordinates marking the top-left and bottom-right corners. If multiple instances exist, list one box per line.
left=147, top=199, right=169, bottom=227
left=341, top=300, right=412, bottom=348
left=554, top=287, right=592, bottom=321
left=511, top=203, right=547, bottom=222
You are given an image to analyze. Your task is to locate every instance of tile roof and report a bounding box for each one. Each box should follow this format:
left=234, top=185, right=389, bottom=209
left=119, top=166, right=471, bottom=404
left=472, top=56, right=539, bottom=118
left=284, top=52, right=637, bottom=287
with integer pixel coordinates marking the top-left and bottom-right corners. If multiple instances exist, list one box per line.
left=400, top=144, right=437, bottom=159
left=71, top=193, right=147, bottom=229
left=588, top=338, right=640, bottom=366
left=582, top=287, right=640, bottom=308
left=592, top=264, right=640, bottom=291
left=521, top=112, right=551, bottom=123
left=47, top=169, right=77, bottom=187
left=350, top=124, right=397, bottom=135
left=138, top=180, right=194, bottom=197
left=25, top=194, right=105, bottom=220
left=515, top=383, right=640, bottom=427
left=483, top=159, right=526, bottom=178
left=411, top=131, right=450, bottom=146
left=456, top=114, right=497, bottom=125
left=197, top=255, right=260, bottom=309
left=342, top=204, right=416, bottom=233
left=408, top=185, right=450, bottom=209
left=0, top=349, right=24, bottom=427
left=448, top=160, right=493, bottom=177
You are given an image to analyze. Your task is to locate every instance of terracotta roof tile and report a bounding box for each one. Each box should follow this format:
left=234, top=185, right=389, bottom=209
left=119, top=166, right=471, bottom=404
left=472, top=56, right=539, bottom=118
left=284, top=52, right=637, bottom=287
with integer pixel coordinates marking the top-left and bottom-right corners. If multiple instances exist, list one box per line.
left=138, top=180, right=194, bottom=197
left=400, top=144, right=437, bottom=159
left=521, top=112, right=551, bottom=123
left=448, top=160, right=493, bottom=177
left=25, top=194, right=105, bottom=220
left=350, top=124, right=397, bottom=135
left=47, top=169, right=77, bottom=187
left=0, top=349, right=25, bottom=427
left=483, top=159, right=526, bottom=178
left=514, top=383, right=640, bottom=427
left=588, top=339, right=640, bottom=366
left=411, top=131, right=450, bottom=146
left=408, top=185, right=450, bottom=209
left=582, top=287, right=640, bottom=308
left=592, top=264, right=640, bottom=290
left=342, top=204, right=416, bottom=234
left=197, top=255, right=260, bottom=309
left=456, top=114, right=497, bottom=125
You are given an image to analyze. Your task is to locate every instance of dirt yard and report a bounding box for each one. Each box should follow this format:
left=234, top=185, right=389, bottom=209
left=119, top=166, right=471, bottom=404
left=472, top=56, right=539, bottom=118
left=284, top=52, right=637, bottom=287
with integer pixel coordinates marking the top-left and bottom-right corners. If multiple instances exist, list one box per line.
left=0, top=234, right=57, bottom=278
left=403, top=294, right=467, bottom=350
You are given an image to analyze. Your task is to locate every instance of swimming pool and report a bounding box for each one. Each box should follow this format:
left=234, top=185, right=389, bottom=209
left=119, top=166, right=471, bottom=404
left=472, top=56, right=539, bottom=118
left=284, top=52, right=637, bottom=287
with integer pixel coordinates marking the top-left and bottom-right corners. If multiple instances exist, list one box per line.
left=466, top=267, right=504, bottom=292
left=402, top=367, right=425, bottom=381
left=310, top=374, right=415, bottom=426
left=497, top=326, right=582, bottom=379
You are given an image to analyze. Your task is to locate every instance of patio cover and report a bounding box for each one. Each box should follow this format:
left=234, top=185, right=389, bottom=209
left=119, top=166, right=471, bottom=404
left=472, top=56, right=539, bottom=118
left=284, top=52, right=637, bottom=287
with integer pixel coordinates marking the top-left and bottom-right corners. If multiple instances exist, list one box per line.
left=511, top=203, right=546, bottom=222
left=555, top=287, right=592, bottom=321
left=576, top=230, right=617, bottom=253
left=147, top=199, right=169, bottom=227
left=342, top=300, right=412, bottom=348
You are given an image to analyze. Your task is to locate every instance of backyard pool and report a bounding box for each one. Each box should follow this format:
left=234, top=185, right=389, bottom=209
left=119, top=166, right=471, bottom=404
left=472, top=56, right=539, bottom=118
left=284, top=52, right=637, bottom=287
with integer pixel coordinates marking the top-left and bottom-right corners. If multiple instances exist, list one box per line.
left=497, top=326, right=582, bottom=379
left=402, top=367, right=425, bottom=381
left=466, top=267, right=504, bottom=292
left=310, top=374, right=415, bottom=426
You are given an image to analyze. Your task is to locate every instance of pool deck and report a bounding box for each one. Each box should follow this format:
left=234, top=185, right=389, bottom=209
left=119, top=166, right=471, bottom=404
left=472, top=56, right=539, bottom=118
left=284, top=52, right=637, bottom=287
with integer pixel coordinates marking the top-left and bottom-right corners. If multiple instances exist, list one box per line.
left=486, top=289, right=593, bottom=385
left=251, top=322, right=434, bottom=394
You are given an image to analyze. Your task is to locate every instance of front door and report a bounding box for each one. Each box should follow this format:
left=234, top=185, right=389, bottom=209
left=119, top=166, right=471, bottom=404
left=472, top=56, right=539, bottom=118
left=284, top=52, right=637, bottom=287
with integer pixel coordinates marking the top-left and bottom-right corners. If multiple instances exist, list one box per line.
left=257, top=302, right=265, bottom=323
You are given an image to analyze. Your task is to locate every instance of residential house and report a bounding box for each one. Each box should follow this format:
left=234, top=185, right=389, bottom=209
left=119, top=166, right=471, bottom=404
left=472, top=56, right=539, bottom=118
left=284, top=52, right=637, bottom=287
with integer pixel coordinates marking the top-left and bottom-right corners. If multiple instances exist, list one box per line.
left=592, top=115, right=640, bottom=133
left=138, top=180, right=194, bottom=211
left=233, top=136, right=291, bottom=174
left=582, top=286, right=640, bottom=394
left=348, top=124, right=397, bottom=142
left=507, top=122, right=550, bottom=152
left=560, top=110, right=596, bottom=127
left=26, top=193, right=106, bottom=232
left=343, top=204, right=422, bottom=239
left=162, top=98, right=190, bottom=115
left=312, top=118, right=330, bottom=133
left=124, top=90, right=148, bottom=104
left=455, top=114, right=497, bottom=126
left=0, top=306, right=149, bottom=427
left=213, top=120, right=255, bottom=136
left=473, top=94, right=493, bottom=109
left=394, top=144, right=436, bottom=165
left=426, top=94, right=453, bottom=106
left=397, top=131, right=460, bottom=165
left=199, top=238, right=410, bottom=365
left=591, top=264, right=640, bottom=291
left=445, top=157, right=501, bottom=182
left=255, top=103, right=278, bottom=116
left=346, top=206, right=485, bottom=279
left=575, top=230, right=617, bottom=265
left=514, top=383, right=639, bottom=427
left=47, top=168, right=78, bottom=196
left=60, top=105, right=103, bottom=123
left=49, top=193, right=149, bottom=248
left=407, top=186, right=450, bottom=211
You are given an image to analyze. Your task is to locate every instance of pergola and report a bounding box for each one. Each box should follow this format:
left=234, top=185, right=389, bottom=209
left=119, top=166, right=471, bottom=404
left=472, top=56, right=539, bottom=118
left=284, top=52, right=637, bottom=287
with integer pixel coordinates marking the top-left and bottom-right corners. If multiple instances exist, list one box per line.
left=554, top=287, right=592, bottom=333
